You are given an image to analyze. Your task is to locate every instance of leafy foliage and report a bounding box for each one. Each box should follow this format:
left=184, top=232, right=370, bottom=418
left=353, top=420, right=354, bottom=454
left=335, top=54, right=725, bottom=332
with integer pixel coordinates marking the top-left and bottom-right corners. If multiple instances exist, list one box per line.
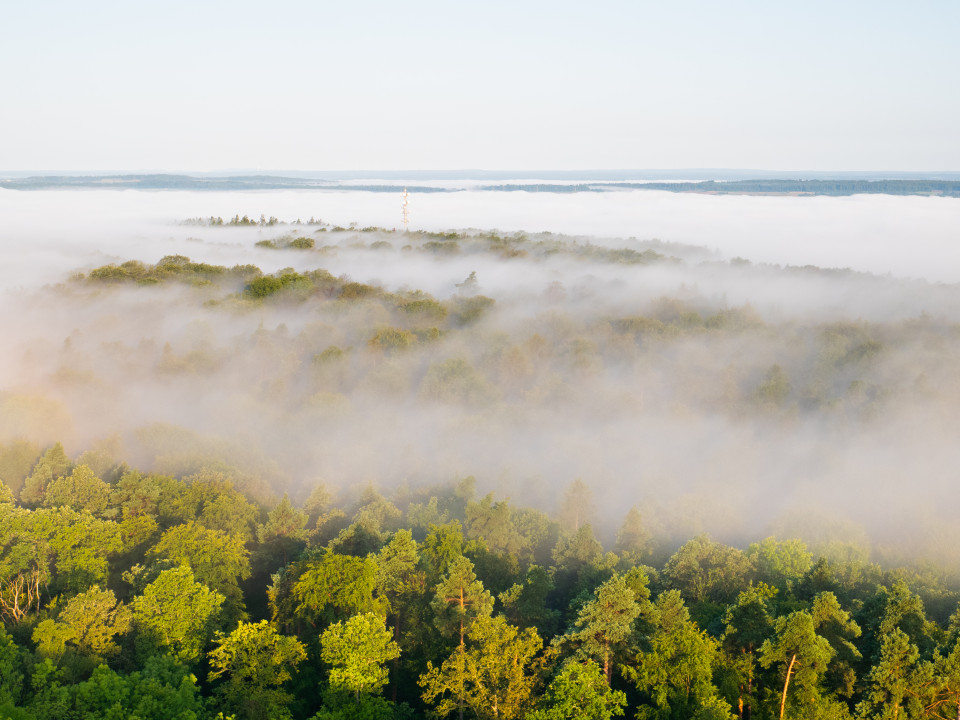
left=209, top=619, right=307, bottom=720
left=321, top=612, right=400, bottom=698
left=132, top=564, right=225, bottom=663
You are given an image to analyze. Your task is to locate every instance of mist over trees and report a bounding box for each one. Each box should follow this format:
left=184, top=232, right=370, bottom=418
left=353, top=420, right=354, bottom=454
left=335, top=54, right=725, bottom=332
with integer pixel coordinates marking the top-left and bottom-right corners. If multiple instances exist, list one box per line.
left=1, top=201, right=960, bottom=717
left=3, top=449, right=960, bottom=719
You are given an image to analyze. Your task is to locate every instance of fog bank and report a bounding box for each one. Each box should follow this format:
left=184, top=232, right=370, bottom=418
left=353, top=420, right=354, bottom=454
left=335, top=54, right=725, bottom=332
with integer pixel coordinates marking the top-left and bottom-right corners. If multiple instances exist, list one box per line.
left=1, top=188, right=960, bottom=558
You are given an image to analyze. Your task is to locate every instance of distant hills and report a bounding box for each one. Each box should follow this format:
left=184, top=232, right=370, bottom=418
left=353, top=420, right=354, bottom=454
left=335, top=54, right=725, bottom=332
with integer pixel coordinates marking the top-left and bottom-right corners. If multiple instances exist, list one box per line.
left=1, top=173, right=959, bottom=196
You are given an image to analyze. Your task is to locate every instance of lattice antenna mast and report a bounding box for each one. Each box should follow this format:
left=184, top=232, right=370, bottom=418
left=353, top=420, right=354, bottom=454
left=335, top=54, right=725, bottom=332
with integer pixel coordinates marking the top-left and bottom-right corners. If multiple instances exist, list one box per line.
left=401, top=187, right=410, bottom=231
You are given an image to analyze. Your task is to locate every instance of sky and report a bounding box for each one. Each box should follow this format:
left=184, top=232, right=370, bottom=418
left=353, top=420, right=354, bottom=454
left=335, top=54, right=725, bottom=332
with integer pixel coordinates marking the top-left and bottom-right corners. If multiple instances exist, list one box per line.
left=2, top=1, right=958, bottom=172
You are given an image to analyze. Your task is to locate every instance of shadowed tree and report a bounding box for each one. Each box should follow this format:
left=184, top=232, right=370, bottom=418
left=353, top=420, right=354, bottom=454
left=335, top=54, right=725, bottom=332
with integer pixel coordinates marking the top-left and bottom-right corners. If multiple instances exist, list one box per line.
left=0, top=626, right=25, bottom=707
left=374, top=529, right=424, bottom=700
left=499, top=565, right=560, bottom=638
left=69, top=655, right=205, bottom=720
left=721, top=583, right=776, bottom=720
left=811, top=591, right=862, bottom=698
left=624, top=590, right=732, bottom=720
left=257, top=493, right=309, bottom=568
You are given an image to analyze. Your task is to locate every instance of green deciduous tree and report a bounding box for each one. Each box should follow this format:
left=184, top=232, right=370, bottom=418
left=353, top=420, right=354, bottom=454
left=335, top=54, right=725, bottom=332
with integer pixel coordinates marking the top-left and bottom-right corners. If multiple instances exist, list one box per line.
left=465, top=494, right=526, bottom=556
left=877, top=580, right=936, bottom=661
left=747, top=537, right=813, bottom=588
left=664, top=535, right=752, bottom=606
left=294, top=552, right=385, bottom=624
left=132, top=564, right=224, bottom=663
left=208, top=619, right=308, bottom=720
left=529, top=659, right=626, bottom=720
left=0, top=481, right=13, bottom=507
left=615, top=506, right=653, bottom=561
left=321, top=612, right=400, bottom=702
left=160, top=470, right=260, bottom=541
left=36, top=586, right=131, bottom=660
left=374, top=529, right=421, bottom=610
left=420, top=358, right=496, bottom=405
left=1, top=506, right=123, bottom=604
left=0, top=438, right=42, bottom=499
left=23, top=658, right=71, bottom=720
left=756, top=364, right=791, bottom=406
left=147, top=521, right=250, bottom=618
left=42, top=464, right=110, bottom=516
left=109, top=470, right=166, bottom=518
left=924, top=637, right=960, bottom=720
left=20, top=442, right=71, bottom=507
left=374, top=529, right=425, bottom=695
left=552, top=525, right=604, bottom=570
left=71, top=654, right=205, bottom=720
left=811, top=591, right=862, bottom=697
left=0, top=626, right=25, bottom=707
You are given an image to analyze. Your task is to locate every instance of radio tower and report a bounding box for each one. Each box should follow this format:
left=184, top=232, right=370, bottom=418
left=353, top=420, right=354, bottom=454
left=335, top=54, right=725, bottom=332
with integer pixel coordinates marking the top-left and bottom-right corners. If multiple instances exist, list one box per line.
left=401, top=187, right=410, bottom=231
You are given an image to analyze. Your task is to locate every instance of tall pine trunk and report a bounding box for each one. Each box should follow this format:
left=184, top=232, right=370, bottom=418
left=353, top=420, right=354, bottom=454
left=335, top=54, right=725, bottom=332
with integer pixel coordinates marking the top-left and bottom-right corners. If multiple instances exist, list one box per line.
left=779, top=654, right=797, bottom=720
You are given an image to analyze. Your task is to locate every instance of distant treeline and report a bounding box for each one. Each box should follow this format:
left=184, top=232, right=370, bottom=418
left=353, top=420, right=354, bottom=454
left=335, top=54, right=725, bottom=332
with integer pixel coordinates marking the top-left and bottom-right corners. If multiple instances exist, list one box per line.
left=3, top=175, right=960, bottom=196
left=614, top=179, right=960, bottom=197
left=482, top=179, right=960, bottom=196
left=0, top=175, right=447, bottom=193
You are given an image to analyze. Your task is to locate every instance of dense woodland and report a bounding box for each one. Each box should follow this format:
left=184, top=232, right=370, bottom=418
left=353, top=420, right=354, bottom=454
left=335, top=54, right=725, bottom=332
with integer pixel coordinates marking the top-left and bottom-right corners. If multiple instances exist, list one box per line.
left=3, top=223, right=960, bottom=719
left=6, top=445, right=960, bottom=720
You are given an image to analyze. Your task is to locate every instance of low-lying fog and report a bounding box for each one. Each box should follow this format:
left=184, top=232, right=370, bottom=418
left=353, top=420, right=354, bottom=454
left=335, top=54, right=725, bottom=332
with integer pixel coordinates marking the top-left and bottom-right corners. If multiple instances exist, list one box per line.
left=1, top=187, right=959, bottom=561
left=2, top=188, right=959, bottom=287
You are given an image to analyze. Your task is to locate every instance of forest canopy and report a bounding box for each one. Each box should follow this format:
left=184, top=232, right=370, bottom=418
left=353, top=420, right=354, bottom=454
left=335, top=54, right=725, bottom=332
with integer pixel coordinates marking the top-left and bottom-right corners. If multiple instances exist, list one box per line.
left=3, top=450, right=960, bottom=720
left=2, top=217, right=960, bottom=718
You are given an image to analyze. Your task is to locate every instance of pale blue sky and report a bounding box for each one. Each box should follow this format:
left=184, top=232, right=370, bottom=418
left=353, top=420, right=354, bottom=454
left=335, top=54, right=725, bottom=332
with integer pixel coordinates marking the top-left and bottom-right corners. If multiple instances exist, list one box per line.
left=2, top=1, right=957, bottom=171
